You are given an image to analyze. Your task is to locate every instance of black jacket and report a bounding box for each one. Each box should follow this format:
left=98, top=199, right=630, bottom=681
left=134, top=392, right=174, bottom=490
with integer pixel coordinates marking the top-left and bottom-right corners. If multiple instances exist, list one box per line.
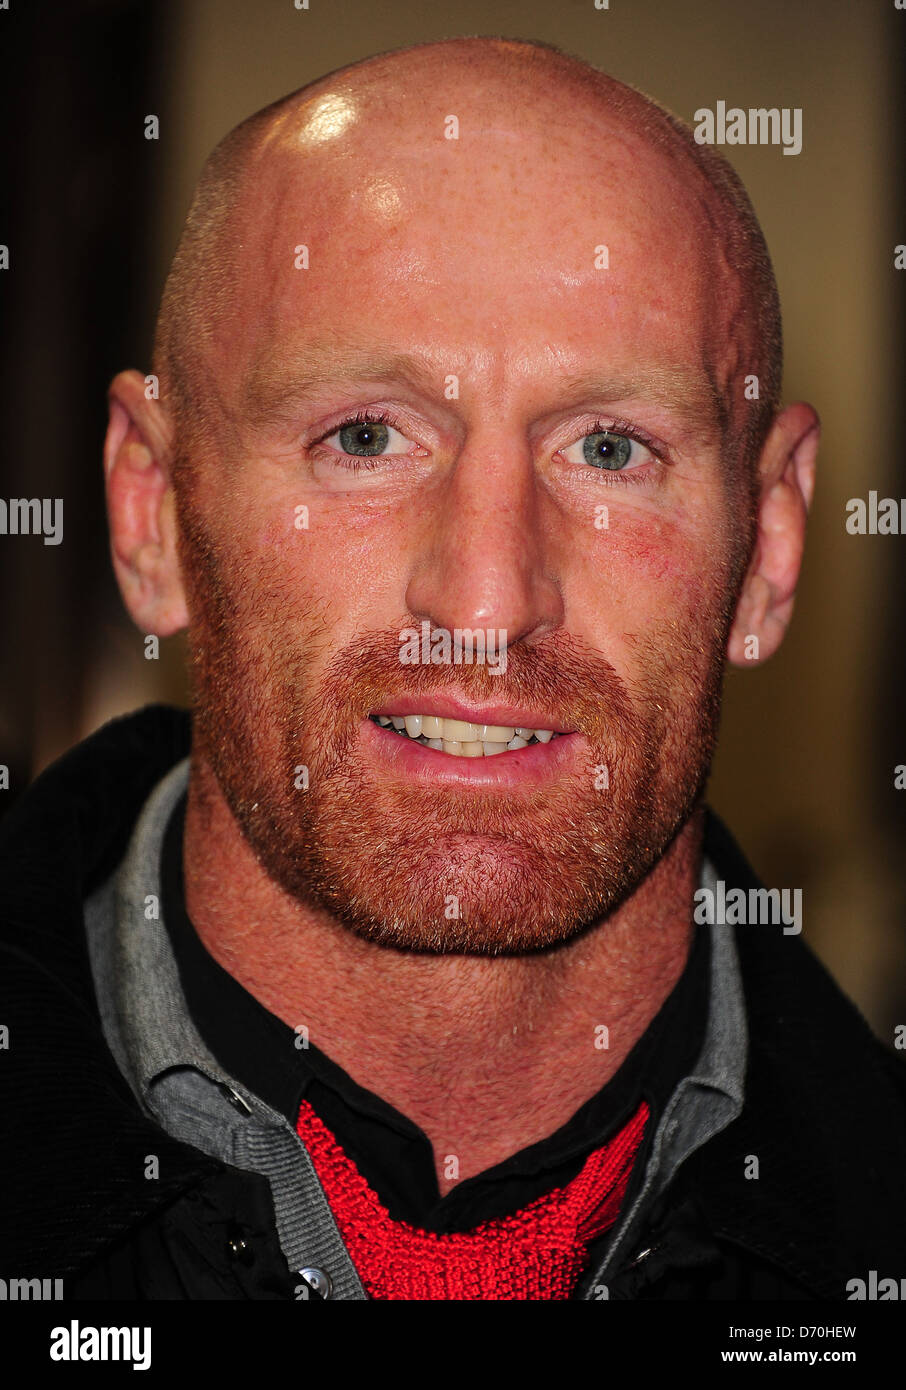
left=1, top=705, right=905, bottom=1300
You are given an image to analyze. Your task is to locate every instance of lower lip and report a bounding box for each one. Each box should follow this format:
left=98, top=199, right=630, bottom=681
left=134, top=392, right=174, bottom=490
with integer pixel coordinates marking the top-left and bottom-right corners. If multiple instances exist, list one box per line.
left=360, top=718, right=582, bottom=787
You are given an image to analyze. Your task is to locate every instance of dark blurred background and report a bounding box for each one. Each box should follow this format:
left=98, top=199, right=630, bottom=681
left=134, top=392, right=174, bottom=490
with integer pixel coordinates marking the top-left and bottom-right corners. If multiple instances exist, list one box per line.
left=1, top=0, right=904, bottom=1036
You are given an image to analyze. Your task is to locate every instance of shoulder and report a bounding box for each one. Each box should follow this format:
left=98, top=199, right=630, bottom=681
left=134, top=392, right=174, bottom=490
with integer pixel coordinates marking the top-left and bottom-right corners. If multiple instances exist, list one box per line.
left=689, top=811, right=906, bottom=1297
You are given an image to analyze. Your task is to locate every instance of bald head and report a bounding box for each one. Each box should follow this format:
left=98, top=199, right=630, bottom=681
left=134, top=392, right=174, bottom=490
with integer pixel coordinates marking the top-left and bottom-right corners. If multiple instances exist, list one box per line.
left=154, top=37, right=781, bottom=498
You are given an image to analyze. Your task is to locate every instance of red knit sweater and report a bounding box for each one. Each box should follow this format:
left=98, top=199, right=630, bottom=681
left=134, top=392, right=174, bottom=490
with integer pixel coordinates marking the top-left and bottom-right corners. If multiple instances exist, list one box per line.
left=295, top=1097, right=649, bottom=1300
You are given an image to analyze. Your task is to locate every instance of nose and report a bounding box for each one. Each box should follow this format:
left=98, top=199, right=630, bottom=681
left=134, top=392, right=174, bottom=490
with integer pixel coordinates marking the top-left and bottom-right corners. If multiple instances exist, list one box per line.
left=404, top=431, right=564, bottom=652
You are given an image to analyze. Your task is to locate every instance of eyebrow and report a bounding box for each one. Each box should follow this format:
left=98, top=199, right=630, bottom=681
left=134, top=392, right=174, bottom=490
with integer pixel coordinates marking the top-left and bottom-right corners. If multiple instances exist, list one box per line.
left=242, top=344, right=725, bottom=440
left=242, top=346, right=440, bottom=425
left=556, top=367, right=724, bottom=438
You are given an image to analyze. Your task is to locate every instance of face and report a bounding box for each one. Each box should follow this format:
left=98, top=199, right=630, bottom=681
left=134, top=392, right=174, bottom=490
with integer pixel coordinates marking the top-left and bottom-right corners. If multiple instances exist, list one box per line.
left=175, top=74, right=745, bottom=955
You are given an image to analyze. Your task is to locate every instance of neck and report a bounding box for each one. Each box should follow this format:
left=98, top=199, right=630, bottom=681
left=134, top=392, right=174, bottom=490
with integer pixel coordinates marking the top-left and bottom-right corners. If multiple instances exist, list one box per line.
left=183, top=755, right=704, bottom=1195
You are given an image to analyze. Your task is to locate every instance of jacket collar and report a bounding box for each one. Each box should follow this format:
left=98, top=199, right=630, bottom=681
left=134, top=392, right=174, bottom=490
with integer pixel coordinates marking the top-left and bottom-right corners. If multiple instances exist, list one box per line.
left=83, top=755, right=368, bottom=1298
left=0, top=706, right=217, bottom=1276
left=85, top=744, right=748, bottom=1300
left=683, top=814, right=906, bottom=1297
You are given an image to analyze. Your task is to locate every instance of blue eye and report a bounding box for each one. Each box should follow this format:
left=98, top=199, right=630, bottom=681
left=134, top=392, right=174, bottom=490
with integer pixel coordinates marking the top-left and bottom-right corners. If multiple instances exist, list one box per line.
left=337, top=421, right=390, bottom=456
left=561, top=428, right=655, bottom=474
left=567, top=430, right=634, bottom=470
left=581, top=431, right=632, bottom=469
left=322, top=414, right=414, bottom=461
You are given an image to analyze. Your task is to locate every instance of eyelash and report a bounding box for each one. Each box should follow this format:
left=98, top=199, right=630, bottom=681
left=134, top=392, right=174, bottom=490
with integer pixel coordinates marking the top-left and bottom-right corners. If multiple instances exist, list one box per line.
left=312, top=409, right=662, bottom=480
left=312, top=409, right=398, bottom=473
left=582, top=418, right=660, bottom=487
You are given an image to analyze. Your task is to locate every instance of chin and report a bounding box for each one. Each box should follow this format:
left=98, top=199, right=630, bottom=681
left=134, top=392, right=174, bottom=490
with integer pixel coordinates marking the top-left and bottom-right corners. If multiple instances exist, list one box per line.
left=274, top=832, right=650, bottom=957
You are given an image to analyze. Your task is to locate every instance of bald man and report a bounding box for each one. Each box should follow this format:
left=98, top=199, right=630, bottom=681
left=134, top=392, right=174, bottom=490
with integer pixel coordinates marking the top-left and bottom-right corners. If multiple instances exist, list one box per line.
left=2, top=37, right=905, bottom=1304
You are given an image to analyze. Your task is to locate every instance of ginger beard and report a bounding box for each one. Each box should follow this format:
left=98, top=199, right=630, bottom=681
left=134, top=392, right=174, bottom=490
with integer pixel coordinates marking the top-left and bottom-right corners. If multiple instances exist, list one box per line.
left=180, top=496, right=734, bottom=956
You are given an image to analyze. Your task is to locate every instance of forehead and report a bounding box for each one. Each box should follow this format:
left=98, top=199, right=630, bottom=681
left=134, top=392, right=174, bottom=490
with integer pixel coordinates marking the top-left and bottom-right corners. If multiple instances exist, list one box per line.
left=215, top=86, right=733, bottom=425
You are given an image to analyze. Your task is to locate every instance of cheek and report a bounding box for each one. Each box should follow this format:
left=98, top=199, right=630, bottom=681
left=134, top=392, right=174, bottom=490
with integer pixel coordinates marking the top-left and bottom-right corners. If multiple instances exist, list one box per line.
left=580, top=508, right=726, bottom=611
left=566, top=506, right=736, bottom=691
left=251, top=477, right=398, bottom=573
left=615, top=518, right=692, bottom=584
left=234, top=501, right=396, bottom=648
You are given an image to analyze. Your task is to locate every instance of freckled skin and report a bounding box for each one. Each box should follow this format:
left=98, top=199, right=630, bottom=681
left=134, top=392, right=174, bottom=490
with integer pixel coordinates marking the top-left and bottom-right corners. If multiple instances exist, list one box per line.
left=105, top=39, right=818, bottom=1191
left=190, top=68, right=735, bottom=728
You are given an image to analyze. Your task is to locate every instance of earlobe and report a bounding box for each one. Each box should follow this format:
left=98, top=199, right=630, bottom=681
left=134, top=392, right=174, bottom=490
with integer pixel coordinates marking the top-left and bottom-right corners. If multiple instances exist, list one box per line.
left=728, top=573, right=771, bottom=666
left=727, top=404, right=820, bottom=669
left=104, top=369, right=189, bottom=637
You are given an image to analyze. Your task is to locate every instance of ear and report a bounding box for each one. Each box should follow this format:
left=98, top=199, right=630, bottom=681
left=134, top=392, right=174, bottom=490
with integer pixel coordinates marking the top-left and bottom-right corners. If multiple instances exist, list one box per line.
left=104, top=369, right=189, bottom=636
left=727, top=402, right=820, bottom=667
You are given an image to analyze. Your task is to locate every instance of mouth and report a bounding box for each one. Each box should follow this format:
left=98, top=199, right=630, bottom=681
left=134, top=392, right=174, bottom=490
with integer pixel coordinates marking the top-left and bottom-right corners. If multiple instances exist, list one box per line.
left=368, top=712, right=565, bottom=758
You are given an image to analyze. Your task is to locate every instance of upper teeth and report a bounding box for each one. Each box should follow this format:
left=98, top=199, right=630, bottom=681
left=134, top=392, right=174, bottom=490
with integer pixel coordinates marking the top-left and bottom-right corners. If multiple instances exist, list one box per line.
left=372, top=713, right=560, bottom=756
